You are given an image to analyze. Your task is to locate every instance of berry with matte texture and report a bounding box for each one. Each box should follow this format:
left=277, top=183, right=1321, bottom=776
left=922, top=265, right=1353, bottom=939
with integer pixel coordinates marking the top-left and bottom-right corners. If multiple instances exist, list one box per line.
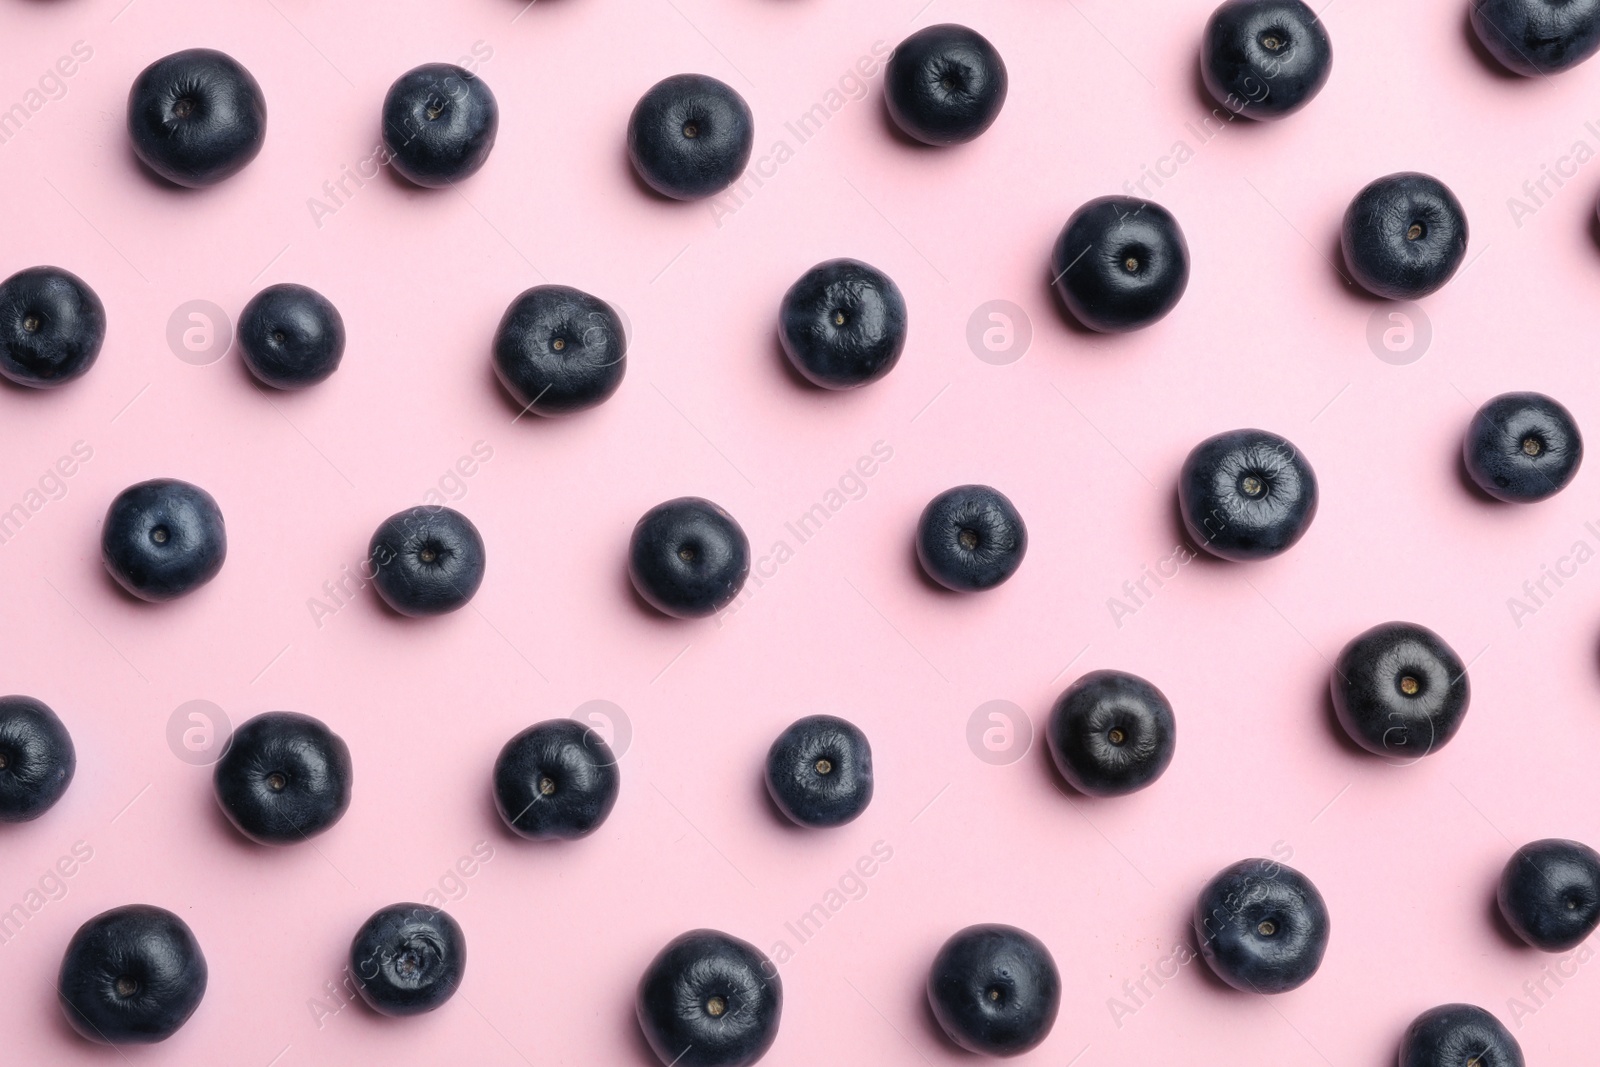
left=493, top=285, right=627, bottom=415
left=765, top=715, right=874, bottom=827
left=0, top=266, right=105, bottom=388
left=494, top=719, right=620, bottom=840
left=916, top=485, right=1027, bottom=592
left=0, top=695, right=75, bottom=822
left=637, top=929, right=781, bottom=1067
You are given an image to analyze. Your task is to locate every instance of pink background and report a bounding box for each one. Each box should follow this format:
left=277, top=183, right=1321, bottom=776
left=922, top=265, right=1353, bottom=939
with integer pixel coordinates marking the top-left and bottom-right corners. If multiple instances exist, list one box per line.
left=2, top=0, right=1599, bottom=1062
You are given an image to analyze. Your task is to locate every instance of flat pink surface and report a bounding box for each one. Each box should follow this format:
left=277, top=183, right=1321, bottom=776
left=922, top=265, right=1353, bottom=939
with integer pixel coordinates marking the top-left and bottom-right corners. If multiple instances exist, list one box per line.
left=2, top=0, right=1599, bottom=1062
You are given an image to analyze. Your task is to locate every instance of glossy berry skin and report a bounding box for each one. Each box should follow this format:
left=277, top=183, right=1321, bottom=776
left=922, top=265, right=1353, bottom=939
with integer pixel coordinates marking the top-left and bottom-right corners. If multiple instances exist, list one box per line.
left=0, top=266, right=106, bottom=388
left=916, top=485, right=1027, bottom=592
left=765, top=715, right=874, bottom=828
left=368, top=506, right=486, bottom=617
left=1047, top=670, right=1175, bottom=797
left=494, top=719, right=620, bottom=840
left=59, top=905, right=207, bottom=1044
left=1331, top=622, right=1470, bottom=759
left=637, top=929, right=781, bottom=1067
left=213, top=712, right=352, bottom=845
left=0, top=695, right=75, bottom=822
left=1051, top=197, right=1189, bottom=332
left=493, top=285, right=626, bottom=415
left=1193, top=859, right=1329, bottom=994
left=382, top=64, right=498, bottom=188
left=238, top=283, right=344, bottom=389
left=779, top=259, right=907, bottom=389
left=1471, top=0, right=1600, bottom=76
left=885, top=24, right=1008, bottom=145
left=629, top=497, right=750, bottom=618
left=1202, top=0, right=1332, bottom=120
left=127, top=49, right=265, bottom=188
left=628, top=74, right=753, bottom=201
left=1179, top=429, right=1317, bottom=561
left=1399, top=1004, right=1524, bottom=1067
left=350, top=904, right=465, bottom=1016
left=1341, top=173, right=1468, bottom=300
left=927, top=924, right=1060, bottom=1056
left=1498, top=839, right=1600, bottom=952
left=102, top=479, right=227, bottom=602
left=1463, top=392, right=1582, bottom=502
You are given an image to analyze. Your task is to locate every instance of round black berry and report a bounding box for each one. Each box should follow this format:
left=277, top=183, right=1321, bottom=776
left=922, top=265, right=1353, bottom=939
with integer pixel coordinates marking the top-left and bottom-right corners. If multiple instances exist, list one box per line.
left=368, top=506, right=486, bottom=617
left=59, top=904, right=207, bottom=1044
left=628, top=74, right=754, bottom=201
left=493, top=285, right=627, bottom=415
left=238, top=283, right=345, bottom=389
left=213, top=711, right=352, bottom=845
left=381, top=63, right=498, bottom=188
left=1051, top=196, right=1190, bottom=332
left=0, top=695, right=75, bottom=822
left=1399, top=1004, right=1523, bottom=1067
left=885, top=24, right=1008, bottom=145
left=1498, top=838, right=1600, bottom=952
left=778, top=259, right=907, bottom=389
left=350, top=903, right=466, bottom=1016
left=1193, top=858, right=1330, bottom=993
left=127, top=48, right=266, bottom=187
left=1463, top=391, right=1582, bottom=502
left=1047, top=670, right=1176, bottom=797
left=927, top=924, right=1060, bottom=1056
left=637, top=929, right=781, bottom=1067
left=0, top=266, right=105, bottom=388
left=628, top=497, right=750, bottom=619
left=1202, top=0, right=1333, bottom=120
left=1179, top=428, right=1317, bottom=561
left=494, top=719, right=620, bottom=840
left=1341, top=172, right=1468, bottom=300
left=1331, top=621, right=1470, bottom=759
left=765, top=715, right=874, bottom=828
left=101, top=478, right=227, bottom=602
left=916, top=484, right=1027, bottom=592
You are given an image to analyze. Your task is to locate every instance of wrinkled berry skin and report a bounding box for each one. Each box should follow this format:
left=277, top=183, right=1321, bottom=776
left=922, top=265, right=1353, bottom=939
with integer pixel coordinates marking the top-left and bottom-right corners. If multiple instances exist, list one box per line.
left=1498, top=838, right=1600, bottom=952
left=494, top=719, right=620, bottom=840
left=59, top=905, right=208, bottom=1044
left=239, top=283, right=345, bottom=389
left=765, top=715, right=874, bottom=828
left=779, top=259, right=907, bottom=389
left=1179, top=429, right=1317, bottom=561
left=127, top=48, right=266, bottom=187
left=493, top=285, right=626, bottom=415
left=1202, top=0, right=1333, bottom=120
left=628, top=74, right=753, bottom=201
left=350, top=903, right=466, bottom=1016
left=382, top=63, right=498, bottom=188
left=885, top=24, right=1009, bottom=145
left=368, top=506, right=486, bottom=616
left=101, top=478, right=227, bottom=602
left=916, top=484, right=1027, bottom=592
left=0, top=266, right=106, bottom=388
left=628, top=497, right=750, bottom=618
left=1463, top=392, right=1583, bottom=502
left=1051, top=197, right=1190, bottom=332
left=0, top=695, right=75, bottom=822
left=636, top=929, right=782, bottom=1067
left=1193, top=858, right=1330, bottom=994
left=927, top=924, right=1060, bottom=1056
left=1047, top=670, right=1176, bottom=797
left=213, top=711, right=352, bottom=845
left=1471, top=0, right=1600, bottom=76
left=1399, top=1004, right=1524, bottom=1067
left=1330, top=622, right=1470, bottom=759
left=1341, top=173, right=1468, bottom=300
